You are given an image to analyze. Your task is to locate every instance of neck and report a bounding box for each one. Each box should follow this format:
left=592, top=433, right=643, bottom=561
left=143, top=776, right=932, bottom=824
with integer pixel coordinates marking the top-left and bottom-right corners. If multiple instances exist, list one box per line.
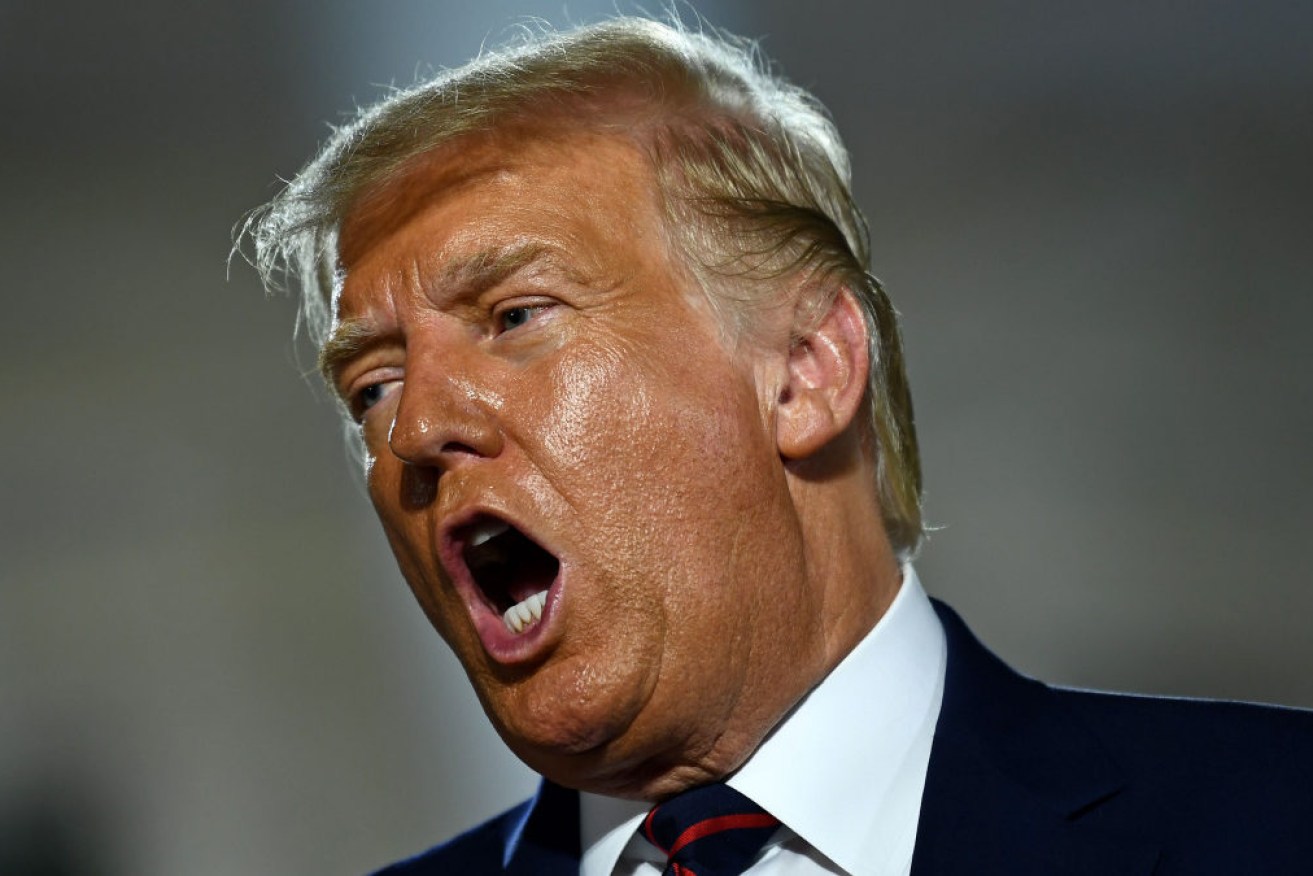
left=787, top=430, right=904, bottom=671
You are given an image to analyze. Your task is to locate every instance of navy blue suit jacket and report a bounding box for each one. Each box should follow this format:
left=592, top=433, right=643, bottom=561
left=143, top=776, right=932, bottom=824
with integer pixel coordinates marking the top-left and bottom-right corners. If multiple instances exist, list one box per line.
left=375, top=601, right=1313, bottom=874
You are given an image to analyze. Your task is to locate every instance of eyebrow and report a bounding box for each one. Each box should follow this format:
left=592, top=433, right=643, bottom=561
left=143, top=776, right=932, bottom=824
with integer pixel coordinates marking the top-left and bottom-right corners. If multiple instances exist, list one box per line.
left=318, top=241, right=557, bottom=387
left=444, top=241, right=555, bottom=296
left=319, top=317, right=385, bottom=388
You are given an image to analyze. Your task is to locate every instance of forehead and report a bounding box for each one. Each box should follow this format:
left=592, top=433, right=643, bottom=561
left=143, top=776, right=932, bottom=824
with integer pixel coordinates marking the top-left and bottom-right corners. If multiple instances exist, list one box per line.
left=334, top=128, right=674, bottom=316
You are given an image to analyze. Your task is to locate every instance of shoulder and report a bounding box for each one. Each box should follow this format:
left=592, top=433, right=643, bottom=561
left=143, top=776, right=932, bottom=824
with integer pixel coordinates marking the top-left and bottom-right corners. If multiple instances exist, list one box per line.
left=368, top=800, right=530, bottom=876
left=366, top=780, right=581, bottom=875
left=926, top=598, right=1313, bottom=871
left=1056, top=684, right=1313, bottom=811
left=1057, top=682, right=1313, bottom=760
left=1051, top=687, right=1313, bottom=871
left=933, top=597, right=1313, bottom=773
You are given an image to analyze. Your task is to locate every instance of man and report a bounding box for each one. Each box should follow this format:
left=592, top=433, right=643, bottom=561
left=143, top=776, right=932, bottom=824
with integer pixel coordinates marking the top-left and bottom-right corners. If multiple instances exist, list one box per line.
left=245, top=15, right=1313, bottom=875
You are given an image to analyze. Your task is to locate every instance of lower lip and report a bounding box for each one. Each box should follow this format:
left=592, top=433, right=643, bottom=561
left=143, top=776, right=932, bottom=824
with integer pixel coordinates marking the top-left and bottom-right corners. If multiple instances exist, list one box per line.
left=468, top=569, right=565, bottom=664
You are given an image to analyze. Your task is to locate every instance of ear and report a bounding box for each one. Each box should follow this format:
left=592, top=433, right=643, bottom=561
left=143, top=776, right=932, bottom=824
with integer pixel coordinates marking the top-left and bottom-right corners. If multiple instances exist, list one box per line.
left=776, top=286, right=871, bottom=460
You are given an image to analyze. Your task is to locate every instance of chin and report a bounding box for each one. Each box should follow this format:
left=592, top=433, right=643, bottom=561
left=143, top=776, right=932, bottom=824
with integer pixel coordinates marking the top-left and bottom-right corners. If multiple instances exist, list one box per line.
left=497, top=696, right=750, bottom=801
left=492, top=701, right=685, bottom=797
left=522, top=740, right=737, bottom=801
left=487, top=678, right=644, bottom=763
left=521, top=746, right=685, bottom=799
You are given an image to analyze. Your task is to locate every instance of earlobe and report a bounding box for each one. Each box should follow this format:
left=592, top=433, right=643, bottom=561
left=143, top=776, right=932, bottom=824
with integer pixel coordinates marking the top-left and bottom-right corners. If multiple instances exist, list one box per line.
left=776, top=287, right=871, bottom=460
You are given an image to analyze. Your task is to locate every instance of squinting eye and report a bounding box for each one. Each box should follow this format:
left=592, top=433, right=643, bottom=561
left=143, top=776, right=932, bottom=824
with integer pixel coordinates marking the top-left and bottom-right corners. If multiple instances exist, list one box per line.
left=497, top=305, right=543, bottom=333
left=354, top=380, right=398, bottom=420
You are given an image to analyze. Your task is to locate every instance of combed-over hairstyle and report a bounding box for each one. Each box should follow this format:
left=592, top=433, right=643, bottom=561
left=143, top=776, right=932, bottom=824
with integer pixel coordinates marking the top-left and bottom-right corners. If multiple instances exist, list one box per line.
left=242, top=15, right=923, bottom=559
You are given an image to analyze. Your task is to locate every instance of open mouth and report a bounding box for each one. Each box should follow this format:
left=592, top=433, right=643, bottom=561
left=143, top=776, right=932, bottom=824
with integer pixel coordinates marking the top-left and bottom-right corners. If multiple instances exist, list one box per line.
left=460, top=517, right=560, bottom=635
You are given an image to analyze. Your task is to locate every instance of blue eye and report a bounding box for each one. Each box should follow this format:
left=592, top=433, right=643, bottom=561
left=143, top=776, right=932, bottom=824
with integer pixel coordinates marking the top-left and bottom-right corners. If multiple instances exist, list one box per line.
left=359, top=383, right=387, bottom=411
left=353, top=381, right=398, bottom=422
left=346, top=377, right=401, bottom=423
left=496, top=303, right=555, bottom=334
left=499, top=306, right=535, bottom=331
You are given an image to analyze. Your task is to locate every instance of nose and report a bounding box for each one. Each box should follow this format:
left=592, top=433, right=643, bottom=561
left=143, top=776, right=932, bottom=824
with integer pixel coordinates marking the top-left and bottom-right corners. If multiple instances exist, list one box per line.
left=386, top=356, right=504, bottom=472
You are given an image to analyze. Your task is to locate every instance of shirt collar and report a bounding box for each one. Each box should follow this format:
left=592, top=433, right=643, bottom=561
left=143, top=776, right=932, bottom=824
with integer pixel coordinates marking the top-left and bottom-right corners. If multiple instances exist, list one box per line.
left=578, top=567, right=946, bottom=876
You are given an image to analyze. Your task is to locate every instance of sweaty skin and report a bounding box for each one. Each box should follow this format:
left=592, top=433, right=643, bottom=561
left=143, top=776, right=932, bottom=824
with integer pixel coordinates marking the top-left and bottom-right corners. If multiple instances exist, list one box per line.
left=331, top=126, right=899, bottom=800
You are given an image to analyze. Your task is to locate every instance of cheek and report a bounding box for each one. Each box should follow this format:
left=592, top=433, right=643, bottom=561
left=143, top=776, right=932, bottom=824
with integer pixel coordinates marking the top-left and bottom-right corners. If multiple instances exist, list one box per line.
left=537, top=340, right=653, bottom=470
left=531, top=336, right=781, bottom=559
left=546, top=329, right=755, bottom=446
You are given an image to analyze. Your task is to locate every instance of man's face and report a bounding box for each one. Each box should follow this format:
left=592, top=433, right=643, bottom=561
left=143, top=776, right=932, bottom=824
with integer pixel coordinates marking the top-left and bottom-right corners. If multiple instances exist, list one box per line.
left=330, top=128, right=833, bottom=797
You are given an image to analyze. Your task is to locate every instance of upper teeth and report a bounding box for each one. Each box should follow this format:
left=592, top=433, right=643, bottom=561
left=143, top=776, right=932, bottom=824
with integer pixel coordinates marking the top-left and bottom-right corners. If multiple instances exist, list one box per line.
left=503, top=590, right=548, bottom=634
left=469, top=520, right=510, bottom=548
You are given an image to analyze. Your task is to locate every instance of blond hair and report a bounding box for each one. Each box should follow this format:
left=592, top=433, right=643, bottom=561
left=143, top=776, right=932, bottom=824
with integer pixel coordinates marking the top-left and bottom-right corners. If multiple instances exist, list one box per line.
left=242, top=15, right=923, bottom=559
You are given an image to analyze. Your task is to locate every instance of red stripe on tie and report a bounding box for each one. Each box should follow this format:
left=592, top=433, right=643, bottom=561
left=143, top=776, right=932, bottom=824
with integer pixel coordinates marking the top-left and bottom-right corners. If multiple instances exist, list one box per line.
left=641, top=806, right=668, bottom=854
left=667, top=812, right=780, bottom=857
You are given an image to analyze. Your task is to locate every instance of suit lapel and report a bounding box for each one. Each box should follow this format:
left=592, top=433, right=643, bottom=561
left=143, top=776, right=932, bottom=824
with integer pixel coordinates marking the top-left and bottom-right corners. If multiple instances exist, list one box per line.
left=502, top=779, right=582, bottom=875
left=912, top=601, right=1160, bottom=875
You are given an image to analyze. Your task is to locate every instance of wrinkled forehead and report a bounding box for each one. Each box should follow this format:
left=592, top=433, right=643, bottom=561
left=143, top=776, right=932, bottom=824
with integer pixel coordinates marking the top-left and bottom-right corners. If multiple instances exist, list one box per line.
left=328, top=123, right=705, bottom=333
left=336, top=130, right=511, bottom=271
left=337, top=118, right=671, bottom=268
left=332, top=88, right=681, bottom=262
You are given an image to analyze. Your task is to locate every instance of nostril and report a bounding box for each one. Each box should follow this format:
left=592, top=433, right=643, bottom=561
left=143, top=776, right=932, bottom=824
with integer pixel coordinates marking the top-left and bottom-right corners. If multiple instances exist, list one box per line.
left=440, top=441, right=482, bottom=458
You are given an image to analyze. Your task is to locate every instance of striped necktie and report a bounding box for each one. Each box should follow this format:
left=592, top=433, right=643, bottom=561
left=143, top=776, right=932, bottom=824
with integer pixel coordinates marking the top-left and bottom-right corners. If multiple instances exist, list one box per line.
left=641, top=783, right=781, bottom=876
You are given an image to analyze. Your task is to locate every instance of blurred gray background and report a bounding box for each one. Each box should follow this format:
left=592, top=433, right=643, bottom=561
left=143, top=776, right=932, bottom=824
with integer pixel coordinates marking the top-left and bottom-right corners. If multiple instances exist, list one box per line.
left=2, top=1, right=1310, bottom=873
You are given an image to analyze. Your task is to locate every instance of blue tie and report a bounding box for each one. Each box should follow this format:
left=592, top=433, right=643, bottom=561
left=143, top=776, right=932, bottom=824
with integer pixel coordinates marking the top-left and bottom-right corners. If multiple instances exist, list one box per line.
left=641, top=783, right=781, bottom=876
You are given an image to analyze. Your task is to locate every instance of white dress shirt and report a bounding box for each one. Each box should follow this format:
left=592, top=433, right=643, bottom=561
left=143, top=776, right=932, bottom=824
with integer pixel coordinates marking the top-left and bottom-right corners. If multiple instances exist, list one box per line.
left=579, top=567, right=947, bottom=876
